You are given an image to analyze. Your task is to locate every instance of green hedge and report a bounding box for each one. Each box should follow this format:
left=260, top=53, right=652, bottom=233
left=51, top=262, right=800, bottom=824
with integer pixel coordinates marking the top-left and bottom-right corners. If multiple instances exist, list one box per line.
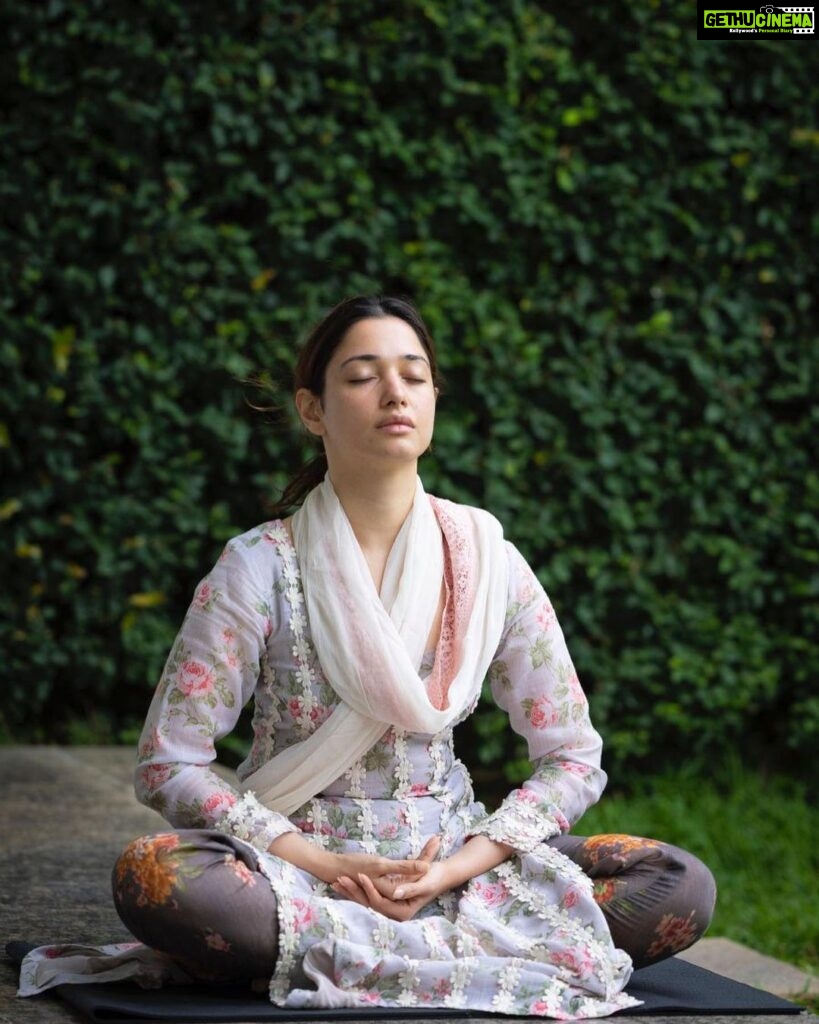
left=2, top=1, right=817, bottom=788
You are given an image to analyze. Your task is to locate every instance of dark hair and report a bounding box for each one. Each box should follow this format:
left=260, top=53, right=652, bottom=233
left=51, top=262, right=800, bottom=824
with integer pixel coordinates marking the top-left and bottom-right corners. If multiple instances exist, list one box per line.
left=268, top=295, right=441, bottom=517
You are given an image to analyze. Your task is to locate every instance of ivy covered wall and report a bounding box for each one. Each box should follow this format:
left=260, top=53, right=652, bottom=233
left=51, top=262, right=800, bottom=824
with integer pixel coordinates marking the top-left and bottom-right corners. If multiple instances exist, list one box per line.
left=2, top=1, right=817, bottom=786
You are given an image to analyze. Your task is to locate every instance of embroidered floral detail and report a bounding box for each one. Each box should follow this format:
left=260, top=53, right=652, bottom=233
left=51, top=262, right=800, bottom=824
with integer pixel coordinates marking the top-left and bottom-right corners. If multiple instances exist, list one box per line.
left=471, top=787, right=565, bottom=852
left=492, top=957, right=523, bottom=1014
left=344, top=758, right=366, bottom=799
left=303, top=798, right=330, bottom=847
left=392, top=730, right=412, bottom=794
left=445, top=959, right=472, bottom=1007
left=494, top=859, right=600, bottom=951
left=354, top=797, right=377, bottom=853
left=429, top=730, right=458, bottom=856
left=324, top=900, right=349, bottom=943
left=397, top=961, right=420, bottom=1006
left=215, top=790, right=296, bottom=852
left=372, top=917, right=396, bottom=956
left=264, top=527, right=318, bottom=737
left=457, top=929, right=481, bottom=957
left=266, top=860, right=299, bottom=1005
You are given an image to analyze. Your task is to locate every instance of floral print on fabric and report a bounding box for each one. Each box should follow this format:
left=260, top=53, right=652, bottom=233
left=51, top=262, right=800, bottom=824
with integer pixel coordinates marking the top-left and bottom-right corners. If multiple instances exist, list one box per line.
left=646, top=911, right=701, bottom=961
left=113, top=834, right=203, bottom=909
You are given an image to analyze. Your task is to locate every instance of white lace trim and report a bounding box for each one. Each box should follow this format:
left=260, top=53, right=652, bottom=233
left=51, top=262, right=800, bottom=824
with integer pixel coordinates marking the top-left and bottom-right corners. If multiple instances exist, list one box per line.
left=456, top=926, right=481, bottom=958
left=537, top=976, right=570, bottom=1018
left=495, top=860, right=611, bottom=967
left=420, top=919, right=449, bottom=959
left=215, top=790, right=296, bottom=851
left=372, top=917, right=396, bottom=956
left=354, top=796, right=377, bottom=853
left=304, top=798, right=329, bottom=848
left=404, top=794, right=423, bottom=856
left=393, top=729, right=411, bottom=791
left=324, top=898, right=349, bottom=942
left=492, top=957, right=523, bottom=1014
left=265, top=527, right=317, bottom=739
left=267, top=860, right=299, bottom=1005
left=530, top=840, right=593, bottom=893
left=397, top=960, right=420, bottom=1006
left=445, top=959, right=473, bottom=1007
left=430, top=730, right=457, bottom=856
left=344, top=758, right=366, bottom=799
left=438, top=889, right=458, bottom=921
left=470, top=791, right=564, bottom=853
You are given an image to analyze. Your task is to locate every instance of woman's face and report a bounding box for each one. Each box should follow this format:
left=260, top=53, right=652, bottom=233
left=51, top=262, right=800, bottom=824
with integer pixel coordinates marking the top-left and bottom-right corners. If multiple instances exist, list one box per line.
left=296, top=316, right=437, bottom=476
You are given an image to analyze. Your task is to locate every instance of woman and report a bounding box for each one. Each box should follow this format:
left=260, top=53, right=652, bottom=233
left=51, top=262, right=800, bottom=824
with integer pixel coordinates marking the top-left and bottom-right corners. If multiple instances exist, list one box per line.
left=21, top=296, right=715, bottom=1017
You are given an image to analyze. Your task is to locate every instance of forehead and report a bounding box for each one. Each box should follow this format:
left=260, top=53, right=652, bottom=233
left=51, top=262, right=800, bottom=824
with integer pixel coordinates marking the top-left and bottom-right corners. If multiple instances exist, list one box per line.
left=331, top=316, right=427, bottom=367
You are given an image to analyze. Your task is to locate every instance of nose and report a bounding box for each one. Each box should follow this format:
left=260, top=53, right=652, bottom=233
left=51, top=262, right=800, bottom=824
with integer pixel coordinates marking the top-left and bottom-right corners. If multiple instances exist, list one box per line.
left=381, top=369, right=408, bottom=406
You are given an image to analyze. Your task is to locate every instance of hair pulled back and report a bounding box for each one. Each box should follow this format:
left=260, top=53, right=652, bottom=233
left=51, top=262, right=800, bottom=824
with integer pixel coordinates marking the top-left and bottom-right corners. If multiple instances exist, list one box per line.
left=268, top=295, right=441, bottom=517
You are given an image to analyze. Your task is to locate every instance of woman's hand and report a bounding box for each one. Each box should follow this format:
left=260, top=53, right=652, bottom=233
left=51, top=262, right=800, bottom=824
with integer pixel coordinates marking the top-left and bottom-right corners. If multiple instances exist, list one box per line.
left=331, top=834, right=514, bottom=922
left=268, top=831, right=435, bottom=887
left=331, top=836, right=448, bottom=921
left=330, top=847, right=436, bottom=889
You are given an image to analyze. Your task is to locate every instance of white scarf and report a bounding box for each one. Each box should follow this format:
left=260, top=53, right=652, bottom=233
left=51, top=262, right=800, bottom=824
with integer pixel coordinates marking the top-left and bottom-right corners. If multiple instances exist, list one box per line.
left=242, top=476, right=509, bottom=815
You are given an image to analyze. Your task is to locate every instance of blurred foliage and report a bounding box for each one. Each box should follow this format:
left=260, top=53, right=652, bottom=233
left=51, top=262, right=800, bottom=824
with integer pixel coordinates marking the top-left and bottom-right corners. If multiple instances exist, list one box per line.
left=1, top=1, right=817, bottom=788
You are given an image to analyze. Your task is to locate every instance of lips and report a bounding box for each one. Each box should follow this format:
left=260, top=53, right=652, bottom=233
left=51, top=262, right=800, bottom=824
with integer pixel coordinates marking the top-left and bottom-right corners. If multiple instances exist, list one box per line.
left=377, top=416, right=414, bottom=429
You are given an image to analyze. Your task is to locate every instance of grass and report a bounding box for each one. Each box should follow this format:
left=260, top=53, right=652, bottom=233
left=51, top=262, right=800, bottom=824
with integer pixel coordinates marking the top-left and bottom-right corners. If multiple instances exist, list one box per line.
left=573, top=762, right=819, bottom=979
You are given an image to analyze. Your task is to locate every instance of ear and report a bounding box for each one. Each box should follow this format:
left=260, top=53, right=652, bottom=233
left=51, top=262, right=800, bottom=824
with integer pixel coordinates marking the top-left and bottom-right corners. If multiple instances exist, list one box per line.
left=295, top=388, right=325, bottom=437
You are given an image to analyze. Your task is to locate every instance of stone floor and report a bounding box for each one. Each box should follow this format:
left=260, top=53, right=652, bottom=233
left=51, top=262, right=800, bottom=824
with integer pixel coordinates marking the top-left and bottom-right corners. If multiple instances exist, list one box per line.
left=1, top=746, right=816, bottom=1024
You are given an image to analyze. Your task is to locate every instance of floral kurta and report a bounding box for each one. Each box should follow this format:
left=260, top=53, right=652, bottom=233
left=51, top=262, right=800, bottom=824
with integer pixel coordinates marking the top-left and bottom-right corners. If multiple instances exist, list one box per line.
left=134, top=517, right=639, bottom=1018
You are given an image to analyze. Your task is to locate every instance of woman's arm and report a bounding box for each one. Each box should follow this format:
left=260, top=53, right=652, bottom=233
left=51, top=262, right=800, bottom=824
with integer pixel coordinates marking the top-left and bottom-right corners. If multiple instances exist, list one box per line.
left=136, top=524, right=440, bottom=882
left=467, top=542, right=606, bottom=853
left=269, top=831, right=437, bottom=887
left=134, top=527, right=298, bottom=851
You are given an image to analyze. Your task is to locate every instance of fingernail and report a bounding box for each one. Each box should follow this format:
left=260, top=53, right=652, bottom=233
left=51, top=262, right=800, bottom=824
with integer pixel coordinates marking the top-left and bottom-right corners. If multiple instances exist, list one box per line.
left=394, top=888, right=406, bottom=899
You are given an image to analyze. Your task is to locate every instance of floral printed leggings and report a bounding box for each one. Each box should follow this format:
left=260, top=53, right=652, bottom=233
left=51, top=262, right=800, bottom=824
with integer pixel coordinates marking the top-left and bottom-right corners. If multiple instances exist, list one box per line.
left=112, top=830, right=716, bottom=983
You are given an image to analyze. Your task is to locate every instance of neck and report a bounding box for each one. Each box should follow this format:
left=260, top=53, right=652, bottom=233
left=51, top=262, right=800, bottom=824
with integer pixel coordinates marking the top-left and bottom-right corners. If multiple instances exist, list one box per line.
left=328, top=464, right=418, bottom=556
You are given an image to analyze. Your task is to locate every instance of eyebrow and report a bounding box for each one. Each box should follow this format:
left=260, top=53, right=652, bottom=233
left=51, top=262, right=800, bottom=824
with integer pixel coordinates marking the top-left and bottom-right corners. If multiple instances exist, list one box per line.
left=339, top=354, right=430, bottom=369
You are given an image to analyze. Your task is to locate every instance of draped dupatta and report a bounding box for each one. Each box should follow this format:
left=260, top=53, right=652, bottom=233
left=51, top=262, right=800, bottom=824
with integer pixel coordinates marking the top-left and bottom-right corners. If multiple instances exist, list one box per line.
left=242, top=477, right=509, bottom=814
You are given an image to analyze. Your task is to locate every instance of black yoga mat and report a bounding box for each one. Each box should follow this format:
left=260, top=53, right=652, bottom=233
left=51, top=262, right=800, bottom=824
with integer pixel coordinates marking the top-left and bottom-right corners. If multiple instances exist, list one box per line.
left=6, top=941, right=802, bottom=1022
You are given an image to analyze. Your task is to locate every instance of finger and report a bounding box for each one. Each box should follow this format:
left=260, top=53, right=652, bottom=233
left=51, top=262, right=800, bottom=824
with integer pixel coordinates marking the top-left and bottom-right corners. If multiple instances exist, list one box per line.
left=392, top=879, right=427, bottom=901
left=389, top=859, right=431, bottom=876
left=358, top=875, right=415, bottom=920
left=359, top=875, right=425, bottom=922
left=419, top=836, right=442, bottom=861
left=370, top=875, right=399, bottom=898
left=358, top=872, right=392, bottom=908
left=333, top=876, right=367, bottom=906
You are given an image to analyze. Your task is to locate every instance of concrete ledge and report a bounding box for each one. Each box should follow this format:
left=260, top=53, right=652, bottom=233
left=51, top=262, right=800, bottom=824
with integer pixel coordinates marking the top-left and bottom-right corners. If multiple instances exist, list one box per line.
left=678, top=938, right=819, bottom=1001
left=1, top=746, right=816, bottom=1023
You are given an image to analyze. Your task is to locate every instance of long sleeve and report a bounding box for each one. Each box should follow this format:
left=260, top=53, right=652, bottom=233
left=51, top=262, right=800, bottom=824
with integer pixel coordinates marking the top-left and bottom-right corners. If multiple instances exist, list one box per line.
left=469, top=543, right=606, bottom=853
left=134, top=530, right=298, bottom=851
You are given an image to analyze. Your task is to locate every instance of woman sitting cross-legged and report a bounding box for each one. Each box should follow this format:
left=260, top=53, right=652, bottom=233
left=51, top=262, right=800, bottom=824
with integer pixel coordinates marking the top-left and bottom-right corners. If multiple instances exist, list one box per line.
left=21, top=295, right=716, bottom=1019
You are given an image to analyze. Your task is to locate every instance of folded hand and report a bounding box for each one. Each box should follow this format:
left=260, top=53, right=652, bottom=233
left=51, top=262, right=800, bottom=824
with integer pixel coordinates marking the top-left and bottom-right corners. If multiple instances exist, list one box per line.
left=332, top=836, right=448, bottom=921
